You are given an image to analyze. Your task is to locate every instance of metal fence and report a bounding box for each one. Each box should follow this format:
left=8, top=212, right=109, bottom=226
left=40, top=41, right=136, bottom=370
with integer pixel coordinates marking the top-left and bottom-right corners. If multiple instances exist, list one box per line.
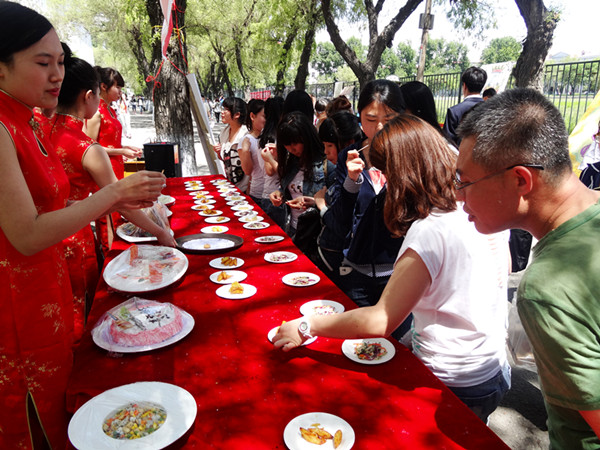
left=251, top=59, right=600, bottom=133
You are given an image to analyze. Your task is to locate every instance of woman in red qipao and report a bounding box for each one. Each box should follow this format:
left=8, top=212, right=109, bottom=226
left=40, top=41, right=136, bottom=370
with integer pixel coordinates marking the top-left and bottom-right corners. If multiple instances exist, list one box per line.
left=0, top=4, right=167, bottom=448
left=84, top=66, right=142, bottom=254
left=50, top=52, right=176, bottom=340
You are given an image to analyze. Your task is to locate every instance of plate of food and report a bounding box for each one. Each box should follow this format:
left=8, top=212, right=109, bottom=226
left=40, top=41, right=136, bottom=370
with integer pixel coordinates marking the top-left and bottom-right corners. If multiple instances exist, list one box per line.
left=209, top=270, right=247, bottom=285
left=231, top=204, right=254, bottom=212
left=205, top=216, right=230, bottom=224
left=91, top=298, right=194, bottom=353
left=239, top=215, right=263, bottom=223
left=194, top=198, right=216, bottom=206
left=282, top=272, right=320, bottom=287
left=215, top=282, right=256, bottom=300
left=188, top=190, right=209, bottom=196
left=102, top=245, right=188, bottom=293
left=243, top=221, right=270, bottom=230
left=264, top=251, right=298, bottom=264
left=209, top=256, right=244, bottom=269
left=201, top=225, right=229, bottom=234
left=283, top=412, right=355, bottom=450
left=341, top=338, right=395, bottom=365
left=225, top=194, right=245, bottom=202
left=226, top=200, right=249, bottom=207
left=116, top=223, right=174, bottom=243
left=185, top=185, right=206, bottom=191
left=300, top=300, right=345, bottom=316
left=68, top=381, right=196, bottom=450
left=175, top=233, right=243, bottom=255
left=267, top=324, right=316, bottom=346
left=234, top=210, right=258, bottom=217
left=191, top=204, right=210, bottom=211
left=211, top=179, right=229, bottom=185
left=254, top=235, right=285, bottom=244
left=198, top=209, right=223, bottom=217
left=157, top=194, right=175, bottom=206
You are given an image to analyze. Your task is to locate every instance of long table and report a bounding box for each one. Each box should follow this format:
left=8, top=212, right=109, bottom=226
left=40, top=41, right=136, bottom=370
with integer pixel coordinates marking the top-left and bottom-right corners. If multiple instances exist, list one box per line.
left=66, top=175, right=509, bottom=449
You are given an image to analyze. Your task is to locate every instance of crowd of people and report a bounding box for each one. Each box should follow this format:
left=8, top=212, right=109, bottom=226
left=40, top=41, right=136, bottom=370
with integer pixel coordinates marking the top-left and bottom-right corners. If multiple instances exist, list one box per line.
left=1, top=1, right=599, bottom=448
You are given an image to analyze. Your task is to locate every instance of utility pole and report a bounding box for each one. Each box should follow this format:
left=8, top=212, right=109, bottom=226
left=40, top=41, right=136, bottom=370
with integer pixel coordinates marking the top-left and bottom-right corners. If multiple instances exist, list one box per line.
left=416, top=0, right=434, bottom=82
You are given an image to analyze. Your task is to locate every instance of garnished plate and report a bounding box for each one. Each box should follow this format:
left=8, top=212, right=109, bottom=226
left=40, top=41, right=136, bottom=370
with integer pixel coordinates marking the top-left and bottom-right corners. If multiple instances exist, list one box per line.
left=300, top=300, right=345, bottom=316
left=283, top=412, right=355, bottom=450
left=215, top=283, right=257, bottom=300
left=254, top=235, right=285, bottom=244
left=282, top=272, right=320, bottom=287
left=264, top=251, right=298, bottom=264
left=341, top=338, right=396, bottom=365
left=209, top=256, right=245, bottom=269
left=243, top=221, right=270, bottom=230
left=208, top=270, right=247, bottom=285
left=201, top=225, right=229, bottom=234
left=198, top=209, right=223, bottom=217
left=205, top=216, right=230, bottom=224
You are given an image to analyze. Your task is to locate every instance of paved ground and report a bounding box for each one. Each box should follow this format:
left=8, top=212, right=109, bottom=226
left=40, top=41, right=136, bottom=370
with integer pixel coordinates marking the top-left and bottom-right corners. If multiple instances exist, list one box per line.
left=126, top=113, right=550, bottom=449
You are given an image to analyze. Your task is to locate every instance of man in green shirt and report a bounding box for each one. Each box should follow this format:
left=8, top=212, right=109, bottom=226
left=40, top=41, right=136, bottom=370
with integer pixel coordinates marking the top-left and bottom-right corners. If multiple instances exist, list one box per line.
left=455, top=88, right=600, bottom=449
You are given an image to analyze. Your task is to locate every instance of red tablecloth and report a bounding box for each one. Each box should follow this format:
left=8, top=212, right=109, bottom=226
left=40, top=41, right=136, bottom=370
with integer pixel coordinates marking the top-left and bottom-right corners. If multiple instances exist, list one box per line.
left=66, top=175, right=508, bottom=449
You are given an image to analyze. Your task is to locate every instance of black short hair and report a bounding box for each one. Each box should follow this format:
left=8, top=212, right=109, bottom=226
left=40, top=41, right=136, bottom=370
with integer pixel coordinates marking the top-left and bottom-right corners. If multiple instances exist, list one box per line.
left=0, top=2, right=53, bottom=64
left=95, top=66, right=125, bottom=89
left=461, top=67, right=487, bottom=93
left=357, top=79, right=405, bottom=114
left=59, top=49, right=99, bottom=109
left=222, top=97, right=247, bottom=126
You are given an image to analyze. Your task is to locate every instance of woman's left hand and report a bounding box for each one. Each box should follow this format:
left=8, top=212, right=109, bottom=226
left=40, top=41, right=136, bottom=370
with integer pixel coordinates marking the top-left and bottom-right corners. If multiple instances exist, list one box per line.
left=286, top=196, right=315, bottom=210
left=272, top=318, right=305, bottom=352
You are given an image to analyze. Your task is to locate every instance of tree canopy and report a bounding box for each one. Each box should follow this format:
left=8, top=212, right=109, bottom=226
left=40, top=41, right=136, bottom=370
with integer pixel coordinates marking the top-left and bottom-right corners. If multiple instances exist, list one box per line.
left=481, top=37, right=522, bottom=64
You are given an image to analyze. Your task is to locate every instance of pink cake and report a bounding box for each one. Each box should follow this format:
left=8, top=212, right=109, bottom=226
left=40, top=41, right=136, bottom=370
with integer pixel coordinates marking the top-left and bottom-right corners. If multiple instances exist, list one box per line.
left=109, top=300, right=184, bottom=347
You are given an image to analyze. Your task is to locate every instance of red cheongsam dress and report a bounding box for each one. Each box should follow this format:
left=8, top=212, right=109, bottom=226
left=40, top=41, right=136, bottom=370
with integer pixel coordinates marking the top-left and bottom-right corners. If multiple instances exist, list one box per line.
left=51, top=114, right=100, bottom=340
left=0, top=90, right=74, bottom=449
left=95, top=98, right=125, bottom=254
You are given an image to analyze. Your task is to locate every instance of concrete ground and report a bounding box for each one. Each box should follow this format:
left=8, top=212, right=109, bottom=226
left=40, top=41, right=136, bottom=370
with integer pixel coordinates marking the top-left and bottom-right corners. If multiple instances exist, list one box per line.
left=125, top=113, right=550, bottom=450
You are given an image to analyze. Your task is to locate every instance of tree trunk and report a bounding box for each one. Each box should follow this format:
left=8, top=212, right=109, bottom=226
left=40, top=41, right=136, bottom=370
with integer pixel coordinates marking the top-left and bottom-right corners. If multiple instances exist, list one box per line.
left=294, top=0, right=319, bottom=90
left=512, top=0, right=559, bottom=90
left=145, top=0, right=197, bottom=176
left=321, top=0, right=422, bottom=90
left=274, top=27, right=299, bottom=96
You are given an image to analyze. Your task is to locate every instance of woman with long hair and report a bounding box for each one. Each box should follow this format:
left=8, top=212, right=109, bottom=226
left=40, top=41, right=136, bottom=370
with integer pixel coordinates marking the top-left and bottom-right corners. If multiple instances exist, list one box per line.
left=274, top=115, right=511, bottom=424
left=0, top=3, right=165, bottom=447
left=50, top=50, right=175, bottom=340
left=239, top=99, right=266, bottom=203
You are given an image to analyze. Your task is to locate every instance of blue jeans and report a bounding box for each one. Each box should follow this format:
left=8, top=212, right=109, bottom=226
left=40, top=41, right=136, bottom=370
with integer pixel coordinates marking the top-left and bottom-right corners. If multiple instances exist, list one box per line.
left=448, top=363, right=511, bottom=423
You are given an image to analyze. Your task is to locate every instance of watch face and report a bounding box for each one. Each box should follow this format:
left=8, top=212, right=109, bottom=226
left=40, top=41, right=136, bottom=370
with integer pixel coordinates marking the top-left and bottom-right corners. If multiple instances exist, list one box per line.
left=299, top=322, right=308, bottom=332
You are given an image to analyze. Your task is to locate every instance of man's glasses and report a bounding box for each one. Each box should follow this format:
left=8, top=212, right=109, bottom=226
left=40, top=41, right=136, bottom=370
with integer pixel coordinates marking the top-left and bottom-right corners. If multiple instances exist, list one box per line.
left=453, top=164, right=545, bottom=191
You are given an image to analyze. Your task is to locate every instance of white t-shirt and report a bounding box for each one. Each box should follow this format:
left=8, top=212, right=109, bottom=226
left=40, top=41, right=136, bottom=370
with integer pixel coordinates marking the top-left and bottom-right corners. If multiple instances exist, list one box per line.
left=219, top=125, right=249, bottom=192
left=243, top=134, right=266, bottom=198
left=288, top=170, right=304, bottom=229
left=396, top=206, right=509, bottom=388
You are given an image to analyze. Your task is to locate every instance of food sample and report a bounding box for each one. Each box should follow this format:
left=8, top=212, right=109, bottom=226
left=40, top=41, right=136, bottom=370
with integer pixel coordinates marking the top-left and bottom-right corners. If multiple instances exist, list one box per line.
left=211, top=226, right=223, bottom=232
left=203, top=243, right=211, bottom=249
left=221, top=256, right=238, bottom=267
left=203, top=209, right=217, bottom=215
left=108, top=299, right=184, bottom=347
left=299, top=424, right=341, bottom=447
left=312, top=305, right=336, bottom=315
left=354, top=341, right=388, bottom=361
left=292, top=276, right=316, bottom=286
left=217, top=271, right=231, bottom=282
left=215, top=217, right=227, bottom=222
left=229, top=282, right=244, bottom=294
left=103, top=401, right=166, bottom=440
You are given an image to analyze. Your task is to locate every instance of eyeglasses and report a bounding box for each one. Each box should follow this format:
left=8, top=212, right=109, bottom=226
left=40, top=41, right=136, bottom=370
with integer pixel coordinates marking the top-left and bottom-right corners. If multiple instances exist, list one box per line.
left=453, top=164, right=545, bottom=191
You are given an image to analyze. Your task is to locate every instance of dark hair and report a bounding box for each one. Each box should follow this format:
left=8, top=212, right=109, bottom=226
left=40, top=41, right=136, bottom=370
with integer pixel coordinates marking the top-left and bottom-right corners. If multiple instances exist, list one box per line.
left=319, top=111, right=363, bottom=151
left=259, top=96, right=284, bottom=148
left=357, top=79, right=406, bottom=114
left=222, top=97, right=247, bottom=126
left=400, top=81, right=441, bottom=133
left=457, top=88, right=571, bottom=183
left=0, top=2, right=54, bottom=64
left=315, top=98, right=330, bottom=113
left=326, top=95, right=352, bottom=116
left=95, top=66, right=125, bottom=89
left=245, top=99, right=265, bottom=130
left=58, top=45, right=99, bottom=108
left=482, top=87, right=497, bottom=99
left=461, top=67, right=487, bottom=93
left=277, top=111, right=324, bottom=181
left=282, top=90, right=314, bottom=120
left=369, top=114, right=457, bottom=237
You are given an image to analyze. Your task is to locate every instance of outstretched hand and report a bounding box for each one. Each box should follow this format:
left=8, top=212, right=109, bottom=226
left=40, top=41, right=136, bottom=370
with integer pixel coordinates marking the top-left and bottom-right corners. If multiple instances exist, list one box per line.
left=272, top=318, right=305, bottom=352
left=346, top=150, right=365, bottom=182
left=110, top=170, right=166, bottom=210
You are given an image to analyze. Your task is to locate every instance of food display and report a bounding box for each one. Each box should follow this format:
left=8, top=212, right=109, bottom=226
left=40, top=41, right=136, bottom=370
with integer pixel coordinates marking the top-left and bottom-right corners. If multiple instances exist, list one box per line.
left=217, top=271, right=231, bottom=282
left=282, top=272, right=320, bottom=287
left=284, top=413, right=355, bottom=450
left=354, top=341, right=388, bottom=361
left=229, top=281, right=244, bottom=294
left=221, top=256, right=238, bottom=267
left=300, top=424, right=342, bottom=448
left=341, top=338, right=395, bottom=365
left=103, top=402, right=167, bottom=440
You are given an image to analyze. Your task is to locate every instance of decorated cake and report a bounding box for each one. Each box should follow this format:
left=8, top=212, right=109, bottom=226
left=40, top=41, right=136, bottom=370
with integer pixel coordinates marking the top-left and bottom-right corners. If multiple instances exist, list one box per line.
left=109, top=299, right=184, bottom=347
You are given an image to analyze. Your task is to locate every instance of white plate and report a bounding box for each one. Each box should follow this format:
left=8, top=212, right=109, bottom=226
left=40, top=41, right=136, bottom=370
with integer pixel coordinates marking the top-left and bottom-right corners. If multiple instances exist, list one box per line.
left=103, top=246, right=188, bottom=293
left=209, top=257, right=245, bottom=269
left=212, top=179, right=229, bottom=185
left=264, top=251, right=298, bottom=264
left=283, top=412, right=355, bottom=450
left=193, top=198, right=216, bottom=205
left=201, top=225, right=229, bottom=234
left=198, top=210, right=223, bottom=217
left=68, top=381, right=197, bottom=450
left=267, top=326, right=317, bottom=346
left=255, top=235, right=285, bottom=244
left=341, top=338, right=396, bottom=365
left=185, top=186, right=205, bottom=191
left=225, top=195, right=245, bottom=201
left=191, top=204, right=211, bottom=211
left=205, top=216, right=230, bottom=224
left=243, top=221, right=270, bottom=230
left=188, top=190, right=209, bottom=196
left=215, top=283, right=257, bottom=299
left=226, top=200, right=249, bottom=207
left=209, top=270, right=247, bottom=285
left=115, top=225, right=174, bottom=244
left=234, top=210, right=258, bottom=217
left=92, top=308, right=195, bottom=353
left=239, top=215, right=264, bottom=223
left=231, top=204, right=254, bottom=212
left=282, top=272, right=320, bottom=287
left=179, top=237, right=235, bottom=251
left=157, top=195, right=175, bottom=206
left=300, top=300, right=345, bottom=316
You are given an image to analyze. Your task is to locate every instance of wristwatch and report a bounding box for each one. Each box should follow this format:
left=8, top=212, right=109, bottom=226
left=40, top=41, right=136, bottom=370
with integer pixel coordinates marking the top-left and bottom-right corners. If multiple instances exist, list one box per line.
left=298, top=319, right=313, bottom=340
